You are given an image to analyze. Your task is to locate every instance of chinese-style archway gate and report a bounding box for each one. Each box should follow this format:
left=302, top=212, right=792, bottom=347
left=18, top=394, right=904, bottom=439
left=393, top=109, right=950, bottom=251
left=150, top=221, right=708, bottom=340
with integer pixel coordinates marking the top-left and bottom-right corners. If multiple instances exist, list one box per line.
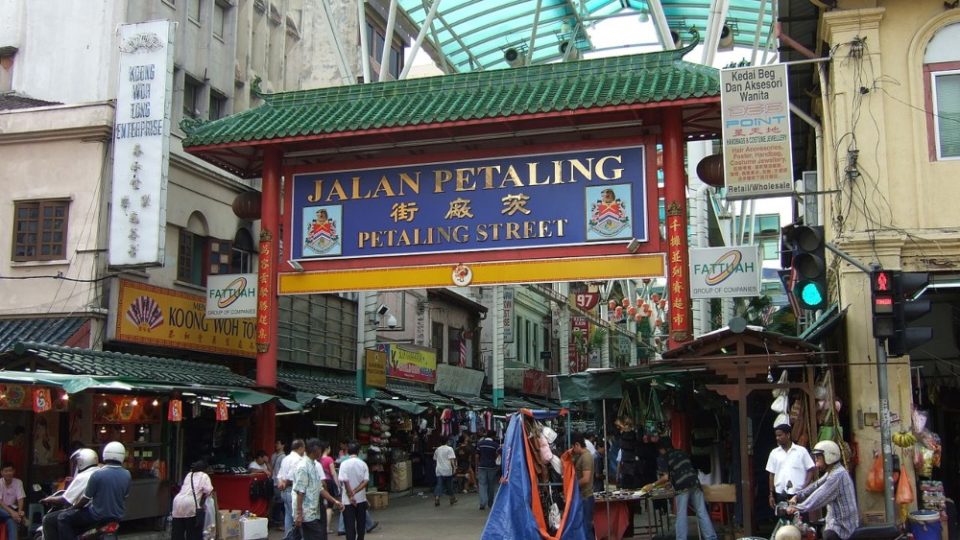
left=183, top=41, right=722, bottom=453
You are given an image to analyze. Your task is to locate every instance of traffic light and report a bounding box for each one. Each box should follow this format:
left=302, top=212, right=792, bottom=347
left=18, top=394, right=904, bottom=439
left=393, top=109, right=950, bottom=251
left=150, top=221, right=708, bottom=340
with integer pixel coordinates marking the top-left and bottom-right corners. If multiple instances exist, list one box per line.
left=888, top=272, right=932, bottom=357
left=871, top=270, right=895, bottom=338
left=789, top=225, right=827, bottom=310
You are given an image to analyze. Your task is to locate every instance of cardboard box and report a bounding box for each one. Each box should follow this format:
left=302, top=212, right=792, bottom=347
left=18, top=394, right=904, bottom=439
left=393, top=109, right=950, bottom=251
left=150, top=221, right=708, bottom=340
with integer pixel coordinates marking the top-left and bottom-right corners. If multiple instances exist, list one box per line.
left=217, top=510, right=241, bottom=540
left=703, top=483, right=736, bottom=503
left=367, top=491, right=389, bottom=510
left=240, top=517, right=269, bottom=540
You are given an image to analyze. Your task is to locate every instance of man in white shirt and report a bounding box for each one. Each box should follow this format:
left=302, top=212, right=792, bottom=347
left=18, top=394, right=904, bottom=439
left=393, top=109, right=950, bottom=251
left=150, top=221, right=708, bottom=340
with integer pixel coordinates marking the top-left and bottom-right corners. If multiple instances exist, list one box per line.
left=766, top=424, right=815, bottom=507
left=277, top=439, right=305, bottom=536
left=248, top=450, right=270, bottom=473
left=338, top=442, right=370, bottom=540
left=40, top=449, right=99, bottom=540
left=432, top=440, right=457, bottom=508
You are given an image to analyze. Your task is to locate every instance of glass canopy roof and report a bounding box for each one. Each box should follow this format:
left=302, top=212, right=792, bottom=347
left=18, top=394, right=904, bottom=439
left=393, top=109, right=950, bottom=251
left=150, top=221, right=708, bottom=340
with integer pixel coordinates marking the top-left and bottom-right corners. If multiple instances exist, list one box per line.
left=397, top=0, right=776, bottom=72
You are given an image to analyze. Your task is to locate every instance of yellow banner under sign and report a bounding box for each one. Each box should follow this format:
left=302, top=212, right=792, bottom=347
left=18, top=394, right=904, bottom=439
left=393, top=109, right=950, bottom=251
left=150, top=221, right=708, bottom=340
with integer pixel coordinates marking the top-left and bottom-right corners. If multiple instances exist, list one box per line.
left=116, top=279, right=256, bottom=358
left=279, top=254, right=665, bottom=294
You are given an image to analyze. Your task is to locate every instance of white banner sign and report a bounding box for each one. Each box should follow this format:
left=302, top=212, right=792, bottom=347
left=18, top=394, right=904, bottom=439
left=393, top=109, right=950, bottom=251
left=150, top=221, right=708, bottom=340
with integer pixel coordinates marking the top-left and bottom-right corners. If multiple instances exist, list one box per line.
left=503, top=289, right=515, bottom=343
left=689, top=246, right=761, bottom=299
left=109, top=20, right=174, bottom=266
left=206, top=274, right=258, bottom=319
left=720, top=64, right=794, bottom=200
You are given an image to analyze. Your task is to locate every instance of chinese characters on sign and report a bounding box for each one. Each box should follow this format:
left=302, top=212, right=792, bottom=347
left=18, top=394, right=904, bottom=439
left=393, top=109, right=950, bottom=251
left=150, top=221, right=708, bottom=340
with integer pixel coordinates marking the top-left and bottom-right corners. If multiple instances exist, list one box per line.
left=256, top=231, right=273, bottom=353
left=666, top=206, right=690, bottom=341
left=110, top=21, right=174, bottom=266
left=720, top=64, right=794, bottom=199
left=288, top=147, right=648, bottom=261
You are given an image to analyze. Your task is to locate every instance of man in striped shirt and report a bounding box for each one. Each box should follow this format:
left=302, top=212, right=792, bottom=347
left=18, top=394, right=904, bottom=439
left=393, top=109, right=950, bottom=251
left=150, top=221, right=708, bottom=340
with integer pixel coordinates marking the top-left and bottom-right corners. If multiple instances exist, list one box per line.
left=787, top=440, right=859, bottom=540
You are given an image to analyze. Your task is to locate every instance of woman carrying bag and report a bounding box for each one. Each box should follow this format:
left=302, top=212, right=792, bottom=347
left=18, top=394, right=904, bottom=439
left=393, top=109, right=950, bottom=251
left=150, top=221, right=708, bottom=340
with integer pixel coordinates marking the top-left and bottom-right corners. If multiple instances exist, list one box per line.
left=171, top=460, right=215, bottom=540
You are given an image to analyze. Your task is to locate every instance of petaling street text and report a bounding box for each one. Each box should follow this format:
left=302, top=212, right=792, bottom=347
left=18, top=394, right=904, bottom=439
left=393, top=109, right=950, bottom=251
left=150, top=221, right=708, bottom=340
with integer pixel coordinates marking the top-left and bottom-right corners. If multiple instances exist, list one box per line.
left=357, top=219, right=569, bottom=248
left=306, top=155, right=625, bottom=203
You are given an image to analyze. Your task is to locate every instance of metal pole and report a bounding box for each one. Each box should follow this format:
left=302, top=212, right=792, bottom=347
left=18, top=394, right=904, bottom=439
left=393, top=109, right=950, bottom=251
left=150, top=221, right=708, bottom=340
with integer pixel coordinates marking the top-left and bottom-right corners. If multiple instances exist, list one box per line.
left=603, top=399, right=611, bottom=534
left=876, top=336, right=896, bottom=523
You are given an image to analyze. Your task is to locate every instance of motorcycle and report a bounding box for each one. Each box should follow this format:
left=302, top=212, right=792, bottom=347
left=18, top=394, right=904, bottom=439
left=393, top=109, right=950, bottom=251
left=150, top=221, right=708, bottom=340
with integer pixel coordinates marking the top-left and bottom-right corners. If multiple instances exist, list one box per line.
left=31, top=486, right=120, bottom=540
left=773, top=501, right=908, bottom=540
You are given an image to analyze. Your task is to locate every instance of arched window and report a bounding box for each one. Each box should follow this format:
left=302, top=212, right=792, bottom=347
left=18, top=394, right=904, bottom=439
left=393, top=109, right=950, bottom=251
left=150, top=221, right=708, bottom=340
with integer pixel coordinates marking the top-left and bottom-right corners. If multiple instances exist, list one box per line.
left=924, top=22, right=960, bottom=160
left=177, top=212, right=208, bottom=286
left=231, top=228, right=256, bottom=273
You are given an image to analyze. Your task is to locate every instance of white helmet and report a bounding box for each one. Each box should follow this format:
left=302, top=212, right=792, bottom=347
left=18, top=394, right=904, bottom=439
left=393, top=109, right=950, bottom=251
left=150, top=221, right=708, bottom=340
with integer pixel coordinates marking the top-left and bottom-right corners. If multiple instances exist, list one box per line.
left=813, top=440, right=842, bottom=466
left=102, top=441, right=126, bottom=464
left=71, top=448, right=98, bottom=474
left=775, top=525, right=802, bottom=540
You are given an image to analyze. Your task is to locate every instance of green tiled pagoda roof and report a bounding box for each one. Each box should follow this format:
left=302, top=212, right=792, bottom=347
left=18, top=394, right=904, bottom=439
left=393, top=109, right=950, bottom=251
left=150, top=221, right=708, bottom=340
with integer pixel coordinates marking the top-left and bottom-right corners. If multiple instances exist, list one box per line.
left=182, top=43, right=719, bottom=148
left=5, top=342, right=255, bottom=387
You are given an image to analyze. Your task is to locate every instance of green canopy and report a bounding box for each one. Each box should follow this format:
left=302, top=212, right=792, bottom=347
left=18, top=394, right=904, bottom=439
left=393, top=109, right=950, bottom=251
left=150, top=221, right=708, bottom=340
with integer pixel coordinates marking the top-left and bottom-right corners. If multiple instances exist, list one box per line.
left=555, top=372, right=623, bottom=402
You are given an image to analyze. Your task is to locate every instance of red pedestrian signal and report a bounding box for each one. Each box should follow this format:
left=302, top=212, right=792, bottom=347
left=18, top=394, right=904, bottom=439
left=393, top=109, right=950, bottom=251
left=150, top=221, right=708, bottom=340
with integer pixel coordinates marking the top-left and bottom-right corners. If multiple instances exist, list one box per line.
left=871, top=270, right=896, bottom=337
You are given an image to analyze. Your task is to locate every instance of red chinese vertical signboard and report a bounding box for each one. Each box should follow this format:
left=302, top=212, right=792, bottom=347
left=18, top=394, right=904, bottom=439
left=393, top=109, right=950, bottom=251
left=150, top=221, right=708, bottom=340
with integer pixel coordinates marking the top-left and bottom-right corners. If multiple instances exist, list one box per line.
left=257, top=232, right=272, bottom=353
left=569, top=316, right=590, bottom=374
left=666, top=202, right=690, bottom=343
left=168, top=399, right=182, bottom=422
left=216, top=401, right=229, bottom=421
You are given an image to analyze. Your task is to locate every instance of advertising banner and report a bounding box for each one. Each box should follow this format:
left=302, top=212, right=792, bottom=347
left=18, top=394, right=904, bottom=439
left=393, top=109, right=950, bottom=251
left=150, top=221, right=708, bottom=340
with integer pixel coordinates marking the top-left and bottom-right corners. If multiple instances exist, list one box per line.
left=503, top=289, right=515, bottom=343
left=289, top=147, right=647, bottom=261
left=110, top=21, right=174, bottom=266
left=377, top=343, right=437, bottom=383
left=114, top=279, right=256, bottom=358
left=720, top=64, right=794, bottom=199
left=522, top=369, right=549, bottom=397
left=689, top=246, right=761, bottom=299
left=435, top=363, right=485, bottom=396
left=206, top=274, right=257, bottom=319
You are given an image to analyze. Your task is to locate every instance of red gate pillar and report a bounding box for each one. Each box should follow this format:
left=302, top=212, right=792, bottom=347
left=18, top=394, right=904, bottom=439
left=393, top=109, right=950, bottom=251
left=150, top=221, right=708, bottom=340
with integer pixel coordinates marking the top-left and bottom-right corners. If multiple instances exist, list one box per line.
left=253, top=146, right=280, bottom=455
left=663, top=108, right=692, bottom=348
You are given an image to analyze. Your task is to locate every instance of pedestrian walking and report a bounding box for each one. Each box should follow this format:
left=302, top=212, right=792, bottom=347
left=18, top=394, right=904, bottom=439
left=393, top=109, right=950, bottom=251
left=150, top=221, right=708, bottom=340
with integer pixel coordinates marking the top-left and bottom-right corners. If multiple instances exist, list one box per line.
left=475, top=431, right=500, bottom=511
left=569, top=433, right=595, bottom=540
left=278, top=439, right=306, bottom=536
left=271, top=440, right=287, bottom=529
left=338, top=442, right=370, bottom=540
left=766, top=424, right=815, bottom=507
left=433, top=439, right=458, bottom=507
left=293, top=439, right=343, bottom=540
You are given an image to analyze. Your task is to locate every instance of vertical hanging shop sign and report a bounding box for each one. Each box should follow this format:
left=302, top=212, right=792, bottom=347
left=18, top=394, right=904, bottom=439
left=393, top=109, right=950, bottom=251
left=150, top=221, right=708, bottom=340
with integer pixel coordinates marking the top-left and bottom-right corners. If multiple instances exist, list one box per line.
left=215, top=401, right=229, bottom=421
left=167, top=399, right=182, bottom=422
left=720, top=64, right=794, bottom=199
left=109, top=20, right=175, bottom=266
left=503, top=289, right=515, bottom=343
left=666, top=203, right=690, bottom=341
left=32, top=388, right=52, bottom=413
left=256, top=230, right=273, bottom=353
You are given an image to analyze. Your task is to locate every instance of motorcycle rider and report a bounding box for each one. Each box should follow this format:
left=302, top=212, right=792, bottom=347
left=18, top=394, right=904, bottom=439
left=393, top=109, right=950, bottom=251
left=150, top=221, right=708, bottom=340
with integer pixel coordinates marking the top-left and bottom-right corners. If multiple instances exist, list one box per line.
left=39, top=448, right=100, bottom=540
left=57, top=442, right=131, bottom=540
left=786, top=440, right=859, bottom=540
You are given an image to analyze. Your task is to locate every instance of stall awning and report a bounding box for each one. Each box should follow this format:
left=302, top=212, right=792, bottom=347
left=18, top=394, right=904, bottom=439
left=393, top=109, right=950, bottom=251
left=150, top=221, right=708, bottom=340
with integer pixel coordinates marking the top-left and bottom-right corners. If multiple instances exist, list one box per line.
left=0, top=318, right=88, bottom=352
left=278, top=368, right=391, bottom=406
left=385, top=381, right=457, bottom=408
left=798, top=304, right=845, bottom=346
left=555, top=372, right=624, bottom=402
left=440, top=392, right=494, bottom=410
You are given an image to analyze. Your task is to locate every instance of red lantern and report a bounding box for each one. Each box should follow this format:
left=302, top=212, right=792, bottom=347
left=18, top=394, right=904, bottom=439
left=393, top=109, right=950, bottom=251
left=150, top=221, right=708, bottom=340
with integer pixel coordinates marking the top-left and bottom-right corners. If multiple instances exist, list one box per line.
left=658, top=299, right=667, bottom=309
left=608, top=299, right=617, bottom=310
left=634, top=313, right=643, bottom=322
left=651, top=293, right=662, bottom=303
left=622, top=298, right=631, bottom=308
left=655, top=318, right=662, bottom=327
left=627, top=306, right=637, bottom=316
left=614, top=306, right=623, bottom=318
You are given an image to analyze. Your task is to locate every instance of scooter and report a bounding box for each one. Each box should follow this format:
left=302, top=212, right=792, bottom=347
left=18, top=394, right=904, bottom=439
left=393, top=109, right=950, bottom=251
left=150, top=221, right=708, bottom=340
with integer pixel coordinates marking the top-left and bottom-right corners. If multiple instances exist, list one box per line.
left=774, top=501, right=908, bottom=540
left=32, top=486, right=120, bottom=540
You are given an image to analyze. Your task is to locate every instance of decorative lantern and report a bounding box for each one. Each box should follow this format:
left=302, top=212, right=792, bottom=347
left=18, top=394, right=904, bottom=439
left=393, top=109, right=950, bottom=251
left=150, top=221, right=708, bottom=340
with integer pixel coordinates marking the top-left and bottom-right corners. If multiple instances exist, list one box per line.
left=627, top=306, right=637, bottom=316
left=622, top=298, right=631, bottom=308
left=634, top=313, right=643, bottom=322
left=614, top=306, right=623, bottom=318
left=608, top=299, right=617, bottom=310
left=231, top=192, right=262, bottom=220
left=695, top=153, right=725, bottom=188
left=651, top=293, right=662, bottom=303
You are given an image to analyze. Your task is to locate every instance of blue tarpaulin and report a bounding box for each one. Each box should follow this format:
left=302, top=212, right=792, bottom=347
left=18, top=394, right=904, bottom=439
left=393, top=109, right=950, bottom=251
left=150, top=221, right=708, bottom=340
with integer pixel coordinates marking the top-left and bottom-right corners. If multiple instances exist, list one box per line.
left=481, top=410, right=586, bottom=540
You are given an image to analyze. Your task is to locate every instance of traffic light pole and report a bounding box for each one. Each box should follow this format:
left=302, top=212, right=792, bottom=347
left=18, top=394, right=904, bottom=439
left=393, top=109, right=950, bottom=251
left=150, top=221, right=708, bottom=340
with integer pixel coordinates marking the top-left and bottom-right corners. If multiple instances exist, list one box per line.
left=874, top=330, right=897, bottom=523
left=828, top=243, right=896, bottom=523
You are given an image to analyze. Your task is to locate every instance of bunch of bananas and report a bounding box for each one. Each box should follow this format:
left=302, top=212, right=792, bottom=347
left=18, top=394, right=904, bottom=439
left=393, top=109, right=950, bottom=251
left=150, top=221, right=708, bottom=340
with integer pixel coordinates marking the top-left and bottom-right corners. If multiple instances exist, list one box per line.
left=893, top=431, right=917, bottom=448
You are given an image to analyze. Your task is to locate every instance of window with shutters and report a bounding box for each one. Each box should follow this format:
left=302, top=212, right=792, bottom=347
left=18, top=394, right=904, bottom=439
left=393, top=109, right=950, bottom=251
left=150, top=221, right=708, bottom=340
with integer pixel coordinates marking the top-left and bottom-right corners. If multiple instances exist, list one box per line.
left=924, top=23, right=960, bottom=160
left=12, top=199, right=69, bottom=261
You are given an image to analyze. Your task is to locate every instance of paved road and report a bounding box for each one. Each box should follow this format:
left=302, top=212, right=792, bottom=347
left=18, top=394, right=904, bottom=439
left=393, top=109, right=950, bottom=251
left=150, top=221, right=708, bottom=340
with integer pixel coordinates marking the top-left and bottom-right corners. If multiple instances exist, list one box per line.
left=266, top=490, right=491, bottom=540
